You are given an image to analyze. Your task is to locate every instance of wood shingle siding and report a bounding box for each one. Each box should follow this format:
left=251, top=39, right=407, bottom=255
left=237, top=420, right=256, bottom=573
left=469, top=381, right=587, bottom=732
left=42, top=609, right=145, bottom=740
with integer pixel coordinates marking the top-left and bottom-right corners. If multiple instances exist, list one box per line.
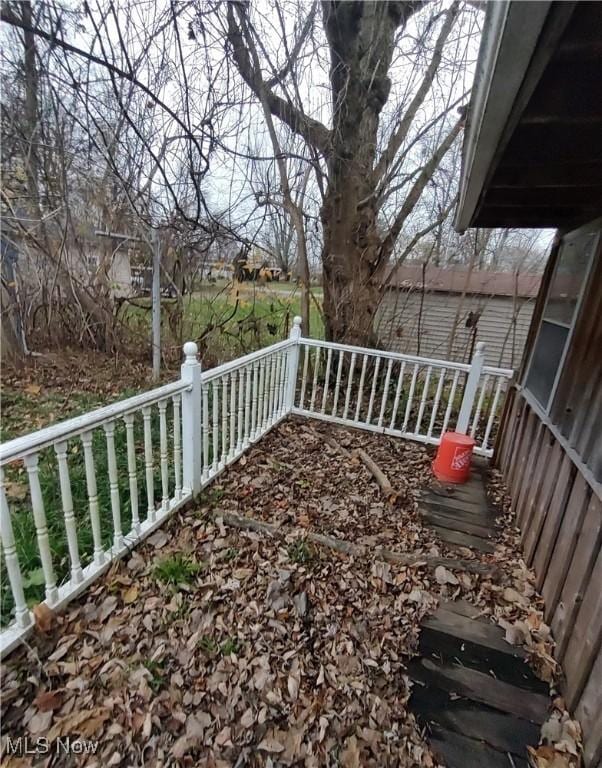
left=377, top=289, right=535, bottom=368
left=496, top=390, right=602, bottom=767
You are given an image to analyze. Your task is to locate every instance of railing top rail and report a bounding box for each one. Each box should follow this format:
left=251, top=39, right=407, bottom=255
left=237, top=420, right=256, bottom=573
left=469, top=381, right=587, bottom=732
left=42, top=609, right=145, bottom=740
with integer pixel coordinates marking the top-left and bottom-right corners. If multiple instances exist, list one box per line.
left=299, top=337, right=473, bottom=372
left=482, top=364, right=515, bottom=378
left=0, top=380, right=189, bottom=465
left=201, top=339, right=294, bottom=383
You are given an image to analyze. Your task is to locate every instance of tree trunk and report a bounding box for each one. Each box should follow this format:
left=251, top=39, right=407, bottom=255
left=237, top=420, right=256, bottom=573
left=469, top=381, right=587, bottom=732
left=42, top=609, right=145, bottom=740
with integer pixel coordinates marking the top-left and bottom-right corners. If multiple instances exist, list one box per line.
left=320, top=175, right=385, bottom=345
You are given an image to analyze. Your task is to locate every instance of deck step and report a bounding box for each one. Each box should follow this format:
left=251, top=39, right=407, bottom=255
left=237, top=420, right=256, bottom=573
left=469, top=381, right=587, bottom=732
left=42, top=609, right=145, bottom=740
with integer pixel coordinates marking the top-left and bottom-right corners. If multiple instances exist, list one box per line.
left=410, top=685, right=539, bottom=759
left=427, top=725, right=530, bottom=768
left=419, top=605, right=548, bottom=692
left=407, top=657, right=549, bottom=723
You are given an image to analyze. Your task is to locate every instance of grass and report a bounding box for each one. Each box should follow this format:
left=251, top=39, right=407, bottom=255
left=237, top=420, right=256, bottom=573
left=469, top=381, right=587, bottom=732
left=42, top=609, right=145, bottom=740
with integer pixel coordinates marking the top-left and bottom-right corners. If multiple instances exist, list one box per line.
left=220, top=637, right=241, bottom=656
left=142, top=659, right=166, bottom=692
left=153, top=554, right=203, bottom=586
left=287, top=539, right=315, bottom=564
left=0, top=401, right=176, bottom=625
left=1, top=277, right=322, bottom=627
left=123, top=280, right=324, bottom=365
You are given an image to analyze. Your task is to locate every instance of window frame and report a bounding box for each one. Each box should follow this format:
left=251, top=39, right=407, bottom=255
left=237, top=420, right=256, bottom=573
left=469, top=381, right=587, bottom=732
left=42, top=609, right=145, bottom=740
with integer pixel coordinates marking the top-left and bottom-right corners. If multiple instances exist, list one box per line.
left=523, top=220, right=600, bottom=414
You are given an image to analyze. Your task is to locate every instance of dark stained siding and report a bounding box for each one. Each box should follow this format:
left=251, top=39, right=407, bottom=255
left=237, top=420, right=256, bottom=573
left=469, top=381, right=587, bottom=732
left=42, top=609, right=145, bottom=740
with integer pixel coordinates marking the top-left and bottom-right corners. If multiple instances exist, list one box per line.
left=494, top=224, right=602, bottom=768
left=496, top=390, right=602, bottom=768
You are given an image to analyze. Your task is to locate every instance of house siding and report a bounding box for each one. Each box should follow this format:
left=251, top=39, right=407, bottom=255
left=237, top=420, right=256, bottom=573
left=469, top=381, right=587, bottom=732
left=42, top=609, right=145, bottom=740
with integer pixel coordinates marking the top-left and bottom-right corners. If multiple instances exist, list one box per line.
left=377, top=289, right=535, bottom=369
left=495, top=222, right=602, bottom=768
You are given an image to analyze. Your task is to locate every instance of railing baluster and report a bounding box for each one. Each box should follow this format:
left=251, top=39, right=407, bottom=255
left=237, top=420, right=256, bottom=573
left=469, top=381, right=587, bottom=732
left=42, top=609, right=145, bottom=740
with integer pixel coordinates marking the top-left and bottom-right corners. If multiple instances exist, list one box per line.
left=103, top=421, right=124, bottom=548
left=402, top=364, right=419, bottom=433
left=123, top=414, right=140, bottom=534
left=257, top=358, right=266, bottom=437
left=470, top=374, right=490, bottom=438
left=321, top=347, right=333, bottom=413
left=244, top=366, right=252, bottom=446
left=332, top=350, right=345, bottom=416
left=202, top=385, right=210, bottom=482
left=24, top=453, right=59, bottom=604
left=158, top=401, right=169, bottom=511
left=263, top=355, right=273, bottom=429
left=415, top=365, right=433, bottom=434
left=481, top=377, right=504, bottom=451
left=142, top=406, right=155, bottom=522
left=366, top=356, right=381, bottom=424
left=237, top=367, right=245, bottom=453
left=268, top=354, right=277, bottom=425
left=212, top=382, right=219, bottom=474
left=309, top=346, right=321, bottom=411
left=229, top=371, right=237, bottom=460
left=277, top=351, right=286, bottom=418
left=172, top=394, right=182, bottom=500
left=274, top=352, right=282, bottom=418
left=54, top=441, right=84, bottom=584
left=221, top=376, right=229, bottom=466
left=280, top=350, right=288, bottom=417
left=0, top=468, right=31, bottom=628
left=390, top=361, right=406, bottom=430
left=251, top=361, right=260, bottom=440
left=343, top=352, right=357, bottom=421
left=427, top=368, right=446, bottom=438
left=81, top=432, right=105, bottom=565
left=299, top=345, right=309, bottom=408
left=378, top=359, right=394, bottom=427
left=441, top=370, right=460, bottom=436
left=355, top=354, right=368, bottom=422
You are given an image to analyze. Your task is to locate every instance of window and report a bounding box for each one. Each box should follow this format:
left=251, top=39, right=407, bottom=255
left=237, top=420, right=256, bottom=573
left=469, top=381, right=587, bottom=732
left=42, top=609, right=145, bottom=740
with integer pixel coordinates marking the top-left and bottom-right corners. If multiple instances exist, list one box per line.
left=524, top=227, right=598, bottom=410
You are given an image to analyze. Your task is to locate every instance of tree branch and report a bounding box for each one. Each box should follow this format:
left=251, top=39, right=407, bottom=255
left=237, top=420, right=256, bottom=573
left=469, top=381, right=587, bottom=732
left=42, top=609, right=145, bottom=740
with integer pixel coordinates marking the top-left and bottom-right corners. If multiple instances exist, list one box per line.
left=381, top=116, right=463, bottom=257
left=226, top=2, right=331, bottom=155
left=373, top=1, right=460, bottom=183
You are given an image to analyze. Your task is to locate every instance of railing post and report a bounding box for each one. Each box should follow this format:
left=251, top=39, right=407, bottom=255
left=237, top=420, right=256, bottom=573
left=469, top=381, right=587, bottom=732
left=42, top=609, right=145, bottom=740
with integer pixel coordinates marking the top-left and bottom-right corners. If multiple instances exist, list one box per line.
left=285, top=316, right=302, bottom=412
left=457, top=342, right=486, bottom=434
left=181, top=341, right=202, bottom=495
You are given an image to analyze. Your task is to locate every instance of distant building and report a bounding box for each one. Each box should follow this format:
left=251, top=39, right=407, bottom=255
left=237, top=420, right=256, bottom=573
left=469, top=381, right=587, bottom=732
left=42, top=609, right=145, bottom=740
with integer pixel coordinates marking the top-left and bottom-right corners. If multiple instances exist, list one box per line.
left=377, top=265, right=541, bottom=368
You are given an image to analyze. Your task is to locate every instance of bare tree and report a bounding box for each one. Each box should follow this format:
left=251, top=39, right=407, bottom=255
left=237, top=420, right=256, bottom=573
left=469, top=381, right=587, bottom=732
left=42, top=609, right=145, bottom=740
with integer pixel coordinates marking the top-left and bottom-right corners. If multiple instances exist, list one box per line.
left=219, top=0, right=477, bottom=344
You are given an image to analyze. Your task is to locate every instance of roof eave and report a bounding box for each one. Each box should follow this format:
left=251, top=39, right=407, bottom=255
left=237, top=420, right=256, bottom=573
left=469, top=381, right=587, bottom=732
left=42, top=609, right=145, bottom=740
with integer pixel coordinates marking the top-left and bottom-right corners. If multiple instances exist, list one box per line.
left=454, top=1, right=556, bottom=233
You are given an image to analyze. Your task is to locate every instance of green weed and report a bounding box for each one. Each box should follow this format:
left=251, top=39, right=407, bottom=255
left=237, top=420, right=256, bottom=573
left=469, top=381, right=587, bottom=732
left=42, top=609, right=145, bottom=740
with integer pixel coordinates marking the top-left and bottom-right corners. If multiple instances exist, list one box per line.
left=287, top=539, right=315, bottom=564
left=153, top=554, right=203, bottom=585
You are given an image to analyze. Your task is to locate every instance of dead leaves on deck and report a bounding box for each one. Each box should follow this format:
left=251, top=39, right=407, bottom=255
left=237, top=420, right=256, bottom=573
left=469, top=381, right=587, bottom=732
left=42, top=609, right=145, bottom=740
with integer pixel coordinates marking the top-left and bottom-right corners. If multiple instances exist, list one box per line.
left=1, top=508, right=439, bottom=763
left=0, top=421, right=582, bottom=766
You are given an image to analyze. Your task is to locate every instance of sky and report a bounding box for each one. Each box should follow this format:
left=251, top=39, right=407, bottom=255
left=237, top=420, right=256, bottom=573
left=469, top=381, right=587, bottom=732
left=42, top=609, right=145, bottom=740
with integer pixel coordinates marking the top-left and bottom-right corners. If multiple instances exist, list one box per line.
left=0, top=0, right=555, bottom=267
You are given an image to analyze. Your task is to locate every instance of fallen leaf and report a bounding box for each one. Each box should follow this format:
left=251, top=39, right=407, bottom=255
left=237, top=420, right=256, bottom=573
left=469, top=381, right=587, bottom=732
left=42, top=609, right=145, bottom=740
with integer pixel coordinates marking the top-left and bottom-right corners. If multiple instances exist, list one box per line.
left=34, top=690, right=64, bottom=712
left=33, top=603, right=56, bottom=633
left=5, top=481, right=28, bottom=500
left=435, top=565, right=459, bottom=585
left=340, top=734, right=361, bottom=768
left=258, top=732, right=285, bottom=753
left=123, top=585, right=139, bottom=604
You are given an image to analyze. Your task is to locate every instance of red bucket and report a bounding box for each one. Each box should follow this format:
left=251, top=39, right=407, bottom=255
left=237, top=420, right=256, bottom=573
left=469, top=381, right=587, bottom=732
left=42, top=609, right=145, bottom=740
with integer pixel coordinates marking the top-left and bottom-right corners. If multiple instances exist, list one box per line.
left=432, top=432, right=476, bottom=484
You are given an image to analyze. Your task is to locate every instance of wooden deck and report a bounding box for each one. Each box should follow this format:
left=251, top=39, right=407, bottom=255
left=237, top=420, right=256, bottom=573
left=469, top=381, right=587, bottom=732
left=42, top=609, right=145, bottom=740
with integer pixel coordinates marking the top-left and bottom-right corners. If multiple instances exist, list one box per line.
left=409, top=467, right=549, bottom=767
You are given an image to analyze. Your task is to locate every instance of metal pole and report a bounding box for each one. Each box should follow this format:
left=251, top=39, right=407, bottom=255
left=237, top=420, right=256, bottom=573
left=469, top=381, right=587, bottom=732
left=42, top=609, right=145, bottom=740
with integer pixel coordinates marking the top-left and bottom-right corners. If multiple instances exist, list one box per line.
left=152, top=231, right=161, bottom=381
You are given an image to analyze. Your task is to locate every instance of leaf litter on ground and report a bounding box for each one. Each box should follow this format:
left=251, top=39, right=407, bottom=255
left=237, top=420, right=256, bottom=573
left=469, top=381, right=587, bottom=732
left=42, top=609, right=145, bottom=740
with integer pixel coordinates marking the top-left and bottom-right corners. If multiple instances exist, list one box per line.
left=0, top=419, right=582, bottom=766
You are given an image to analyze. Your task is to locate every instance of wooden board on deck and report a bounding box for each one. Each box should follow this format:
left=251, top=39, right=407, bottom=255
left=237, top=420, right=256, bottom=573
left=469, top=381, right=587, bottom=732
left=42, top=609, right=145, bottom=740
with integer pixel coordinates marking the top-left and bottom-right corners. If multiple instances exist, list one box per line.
left=408, top=657, right=549, bottom=723
left=430, top=525, right=495, bottom=553
left=428, top=726, right=530, bottom=768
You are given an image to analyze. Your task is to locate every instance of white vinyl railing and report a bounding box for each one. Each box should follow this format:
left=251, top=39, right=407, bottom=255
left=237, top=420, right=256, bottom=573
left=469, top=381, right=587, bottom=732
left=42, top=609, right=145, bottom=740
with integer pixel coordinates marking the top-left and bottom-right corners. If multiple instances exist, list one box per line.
left=292, top=339, right=513, bottom=457
left=0, top=319, right=510, bottom=656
